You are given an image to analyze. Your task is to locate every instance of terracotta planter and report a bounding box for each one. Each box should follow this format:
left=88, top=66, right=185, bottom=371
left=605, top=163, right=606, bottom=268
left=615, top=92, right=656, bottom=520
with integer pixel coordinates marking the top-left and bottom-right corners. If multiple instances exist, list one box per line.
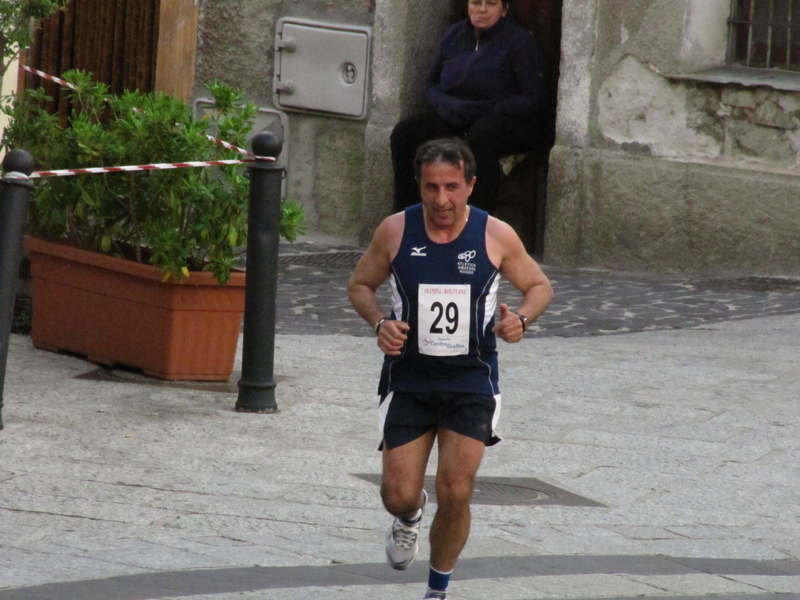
left=25, top=237, right=246, bottom=381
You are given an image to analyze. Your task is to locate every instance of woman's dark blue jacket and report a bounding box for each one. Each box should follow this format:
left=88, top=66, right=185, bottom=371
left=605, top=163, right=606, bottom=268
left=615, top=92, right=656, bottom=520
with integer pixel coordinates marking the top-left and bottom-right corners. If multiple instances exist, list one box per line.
left=424, top=16, right=548, bottom=129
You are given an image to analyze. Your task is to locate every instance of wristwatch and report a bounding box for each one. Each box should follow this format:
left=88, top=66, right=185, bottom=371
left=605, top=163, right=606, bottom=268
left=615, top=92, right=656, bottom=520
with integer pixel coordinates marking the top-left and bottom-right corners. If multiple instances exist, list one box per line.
left=514, top=312, right=530, bottom=332
left=374, top=317, right=388, bottom=336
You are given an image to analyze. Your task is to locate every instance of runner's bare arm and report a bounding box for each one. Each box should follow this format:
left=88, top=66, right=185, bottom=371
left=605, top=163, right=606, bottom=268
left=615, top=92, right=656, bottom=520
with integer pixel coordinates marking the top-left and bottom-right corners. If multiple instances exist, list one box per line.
left=347, top=214, right=410, bottom=355
left=487, top=218, right=553, bottom=343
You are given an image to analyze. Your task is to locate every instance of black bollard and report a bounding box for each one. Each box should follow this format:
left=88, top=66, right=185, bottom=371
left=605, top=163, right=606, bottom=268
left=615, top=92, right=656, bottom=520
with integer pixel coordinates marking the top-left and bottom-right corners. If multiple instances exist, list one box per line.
left=235, top=132, right=284, bottom=413
left=0, top=150, right=36, bottom=431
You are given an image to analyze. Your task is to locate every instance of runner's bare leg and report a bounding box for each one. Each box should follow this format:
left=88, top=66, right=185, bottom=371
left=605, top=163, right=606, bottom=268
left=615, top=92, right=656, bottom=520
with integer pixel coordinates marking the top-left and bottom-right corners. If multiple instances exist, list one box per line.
left=429, top=427, right=485, bottom=572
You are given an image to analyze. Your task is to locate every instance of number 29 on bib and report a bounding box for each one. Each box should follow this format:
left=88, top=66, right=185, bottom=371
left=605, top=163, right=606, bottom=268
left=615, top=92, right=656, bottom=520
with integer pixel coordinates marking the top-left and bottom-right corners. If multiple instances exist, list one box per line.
left=418, top=284, right=471, bottom=357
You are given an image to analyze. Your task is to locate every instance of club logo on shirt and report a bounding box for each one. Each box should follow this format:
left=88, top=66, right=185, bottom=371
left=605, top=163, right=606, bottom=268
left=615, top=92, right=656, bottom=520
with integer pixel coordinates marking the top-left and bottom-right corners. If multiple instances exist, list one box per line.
left=411, top=246, right=427, bottom=257
left=457, top=249, right=477, bottom=275
left=458, top=250, right=476, bottom=262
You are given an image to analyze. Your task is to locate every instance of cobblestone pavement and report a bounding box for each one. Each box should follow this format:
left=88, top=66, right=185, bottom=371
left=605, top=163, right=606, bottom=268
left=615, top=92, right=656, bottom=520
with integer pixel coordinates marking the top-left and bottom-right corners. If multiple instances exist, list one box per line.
left=276, top=244, right=800, bottom=337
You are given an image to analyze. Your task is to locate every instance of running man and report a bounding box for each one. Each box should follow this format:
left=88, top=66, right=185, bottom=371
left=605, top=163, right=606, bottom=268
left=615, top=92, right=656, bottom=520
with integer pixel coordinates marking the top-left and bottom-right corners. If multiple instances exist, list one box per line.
left=347, top=137, right=552, bottom=600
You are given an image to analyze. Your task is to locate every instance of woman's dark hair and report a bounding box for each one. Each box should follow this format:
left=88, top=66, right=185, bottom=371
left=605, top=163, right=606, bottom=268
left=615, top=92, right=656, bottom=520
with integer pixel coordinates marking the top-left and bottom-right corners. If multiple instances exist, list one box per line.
left=477, top=0, right=510, bottom=6
left=413, top=137, right=477, bottom=183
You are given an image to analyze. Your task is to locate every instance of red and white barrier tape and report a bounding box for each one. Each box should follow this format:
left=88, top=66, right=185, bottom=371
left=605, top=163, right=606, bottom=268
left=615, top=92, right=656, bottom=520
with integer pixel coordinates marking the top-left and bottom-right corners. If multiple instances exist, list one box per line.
left=22, top=66, right=256, bottom=158
left=200, top=133, right=255, bottom=157
left=22, top=65, right=76, bottom=90
left=30, top=157, right=279, bottom=179
left=20, top=67, right=270, bottom=176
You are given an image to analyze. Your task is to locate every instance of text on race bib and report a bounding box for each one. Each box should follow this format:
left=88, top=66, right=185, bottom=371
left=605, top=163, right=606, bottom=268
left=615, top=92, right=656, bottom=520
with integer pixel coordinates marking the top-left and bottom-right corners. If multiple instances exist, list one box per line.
left=418, top=284, right=471, bottom=356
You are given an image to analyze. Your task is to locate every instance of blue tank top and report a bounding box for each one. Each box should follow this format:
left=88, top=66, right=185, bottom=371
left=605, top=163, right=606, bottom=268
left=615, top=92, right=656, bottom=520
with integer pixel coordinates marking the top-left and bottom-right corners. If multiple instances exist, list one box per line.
left=378, top=204, right=501, bottom=396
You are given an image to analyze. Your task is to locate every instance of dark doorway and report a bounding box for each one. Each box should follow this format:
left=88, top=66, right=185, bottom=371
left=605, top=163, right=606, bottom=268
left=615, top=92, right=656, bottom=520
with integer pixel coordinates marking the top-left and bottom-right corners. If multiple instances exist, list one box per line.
left=452, top=0, right=563, bottom=257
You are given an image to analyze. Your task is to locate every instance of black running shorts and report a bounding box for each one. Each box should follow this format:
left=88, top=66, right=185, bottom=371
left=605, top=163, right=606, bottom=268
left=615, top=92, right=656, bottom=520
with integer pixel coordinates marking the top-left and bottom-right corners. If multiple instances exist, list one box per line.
left=378, top=390, right=501, bottom=451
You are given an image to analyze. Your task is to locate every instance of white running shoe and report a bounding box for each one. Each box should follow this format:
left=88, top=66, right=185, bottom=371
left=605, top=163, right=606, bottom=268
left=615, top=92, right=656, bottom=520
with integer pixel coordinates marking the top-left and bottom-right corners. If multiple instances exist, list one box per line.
left=423, top=590, right=447, bottom=600
left=385, top=489, right=428, bottom=570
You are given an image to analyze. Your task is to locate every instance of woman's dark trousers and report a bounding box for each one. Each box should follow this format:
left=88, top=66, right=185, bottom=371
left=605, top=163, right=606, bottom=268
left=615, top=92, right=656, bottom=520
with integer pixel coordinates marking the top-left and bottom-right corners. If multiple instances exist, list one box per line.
left=390, top=111, right=543, bottom=214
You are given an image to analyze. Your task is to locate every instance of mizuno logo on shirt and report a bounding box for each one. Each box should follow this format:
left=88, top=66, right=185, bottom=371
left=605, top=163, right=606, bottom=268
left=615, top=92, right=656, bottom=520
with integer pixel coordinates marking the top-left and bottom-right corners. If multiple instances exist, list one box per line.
left=411, top=246, right=427, bottom=257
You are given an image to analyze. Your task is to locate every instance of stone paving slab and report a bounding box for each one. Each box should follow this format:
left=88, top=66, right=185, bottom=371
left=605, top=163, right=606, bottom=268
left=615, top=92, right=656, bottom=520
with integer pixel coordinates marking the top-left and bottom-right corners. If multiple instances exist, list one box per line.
left=2, top=557, right=799, bottom=600
left=1, top=238, right=800, bottom=600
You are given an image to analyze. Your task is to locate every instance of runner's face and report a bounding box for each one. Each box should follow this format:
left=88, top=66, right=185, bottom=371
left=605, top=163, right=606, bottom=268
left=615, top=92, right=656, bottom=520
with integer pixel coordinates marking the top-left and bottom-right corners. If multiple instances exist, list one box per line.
left=468, top=0, right=507, bottom=31
left=419, top=161, right=475, bottom=230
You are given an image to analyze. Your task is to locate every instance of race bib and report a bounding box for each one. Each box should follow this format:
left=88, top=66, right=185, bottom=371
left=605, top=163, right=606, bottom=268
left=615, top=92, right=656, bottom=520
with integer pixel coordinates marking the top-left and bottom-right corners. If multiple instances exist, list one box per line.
left=418, top=284, right=471, bottom=356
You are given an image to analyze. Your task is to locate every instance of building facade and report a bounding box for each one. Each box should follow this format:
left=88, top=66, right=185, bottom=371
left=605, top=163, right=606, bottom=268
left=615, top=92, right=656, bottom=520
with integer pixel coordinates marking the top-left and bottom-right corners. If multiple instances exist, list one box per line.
left=26, top=0, right=800, bottom=276
left=193, top=0, right=451, bottom=246
left=548, top=0, right=800, bottom=275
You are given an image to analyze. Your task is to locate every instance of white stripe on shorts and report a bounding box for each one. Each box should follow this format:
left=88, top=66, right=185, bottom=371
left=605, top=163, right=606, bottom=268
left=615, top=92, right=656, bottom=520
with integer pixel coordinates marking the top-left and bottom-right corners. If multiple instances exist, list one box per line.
left=378, top=391, right=502, bottom=444
left=492, top=393, right=502, bottom=440
left=378, top=391, right=394, bottom=436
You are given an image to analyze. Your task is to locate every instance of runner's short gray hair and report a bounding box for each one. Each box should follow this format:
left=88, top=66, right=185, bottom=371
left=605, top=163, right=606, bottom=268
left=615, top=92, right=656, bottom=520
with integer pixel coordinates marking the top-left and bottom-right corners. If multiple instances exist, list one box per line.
left=414, top=137, right=477, bottom=183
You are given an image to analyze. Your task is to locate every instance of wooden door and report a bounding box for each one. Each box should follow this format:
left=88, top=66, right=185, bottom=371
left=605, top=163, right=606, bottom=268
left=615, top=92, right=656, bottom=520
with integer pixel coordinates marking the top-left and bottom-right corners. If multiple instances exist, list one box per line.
left=22, top=0, right=198, bottom=118
left=25, top=0, right=160, bottom=115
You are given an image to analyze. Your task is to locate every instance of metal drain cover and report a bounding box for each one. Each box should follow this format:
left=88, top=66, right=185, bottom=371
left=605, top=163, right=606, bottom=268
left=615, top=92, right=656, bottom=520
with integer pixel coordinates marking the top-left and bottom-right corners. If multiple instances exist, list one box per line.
left=354, top=474, right=604, bottom=507
left=471, top=479, right=551, bottom=503
left=279, top=251, right=363, bottom=270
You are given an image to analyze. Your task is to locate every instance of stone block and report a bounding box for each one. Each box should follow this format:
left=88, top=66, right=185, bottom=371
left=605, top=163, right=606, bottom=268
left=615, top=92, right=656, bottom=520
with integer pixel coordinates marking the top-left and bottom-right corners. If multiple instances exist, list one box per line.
left=314, top=124, right=366, bottom=239
left=543, top=145, right=587, bottom=268
left=721, top=88, right=756, bottom=109
left=728, top=120, right=796, bottom=161
left=777, top=93, right=800, bottom=115
left=546, top=148, right=800, bottom=275
left=753, top=100, right=797, bottom=130
left=359, top=121, right=395, bottom=243
left=685, top=163, right=800, bottom=275
left=580, top=152, right=696, bottom=272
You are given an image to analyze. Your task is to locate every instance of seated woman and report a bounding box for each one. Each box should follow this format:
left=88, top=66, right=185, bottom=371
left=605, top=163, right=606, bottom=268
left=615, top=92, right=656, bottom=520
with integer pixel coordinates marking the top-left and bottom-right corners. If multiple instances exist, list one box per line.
left=391, top=0, right=550, bottom=214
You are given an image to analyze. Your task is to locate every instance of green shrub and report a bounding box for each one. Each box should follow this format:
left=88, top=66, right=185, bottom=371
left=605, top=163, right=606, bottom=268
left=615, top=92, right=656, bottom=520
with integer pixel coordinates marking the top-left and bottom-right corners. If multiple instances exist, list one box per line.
left=1, top=71, right=304, bottom=284
left=0, top=1, right=67, bottom=81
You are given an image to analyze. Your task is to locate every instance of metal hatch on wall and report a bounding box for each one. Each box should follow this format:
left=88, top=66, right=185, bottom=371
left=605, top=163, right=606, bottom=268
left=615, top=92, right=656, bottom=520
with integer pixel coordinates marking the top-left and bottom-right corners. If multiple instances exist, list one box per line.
left=273, top=18, right=372, bottom=119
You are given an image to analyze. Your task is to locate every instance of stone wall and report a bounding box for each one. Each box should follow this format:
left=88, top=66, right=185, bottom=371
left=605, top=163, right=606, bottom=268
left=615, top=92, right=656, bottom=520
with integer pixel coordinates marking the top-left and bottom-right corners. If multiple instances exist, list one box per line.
left=598, top=56, right=800, bottom=168
left=193, top=0, right=452, bottom=245
left=193, top=0, right=375, bottom=242
left=547, top=0, right=800, bottom=275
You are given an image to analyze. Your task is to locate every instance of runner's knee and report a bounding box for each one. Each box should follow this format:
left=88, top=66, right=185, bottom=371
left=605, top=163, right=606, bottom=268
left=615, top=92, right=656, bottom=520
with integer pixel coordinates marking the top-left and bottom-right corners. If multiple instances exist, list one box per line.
left=381, top=481, right=423, bottom=516
left=434, top=471, right=475, bottom=507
